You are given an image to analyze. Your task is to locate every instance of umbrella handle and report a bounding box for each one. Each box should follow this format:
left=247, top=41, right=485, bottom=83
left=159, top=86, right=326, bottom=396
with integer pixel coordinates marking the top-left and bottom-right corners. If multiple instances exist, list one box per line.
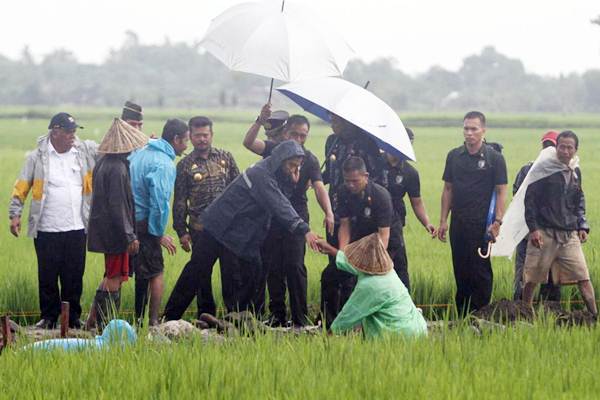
left=268, top=78, right=274, bottom=103
left=477, top=242, right=492, bottom=259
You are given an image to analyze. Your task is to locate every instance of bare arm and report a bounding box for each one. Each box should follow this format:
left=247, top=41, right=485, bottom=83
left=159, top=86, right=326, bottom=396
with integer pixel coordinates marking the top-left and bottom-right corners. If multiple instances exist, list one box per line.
left=242, top=103, right=271, bottom=155
left=494, top=184, right=507, bottom=222
left=242, top=121, right=266, bottom=155
left=338, top=218, right=351, bottom=249
left=377, top=226, right=390, bottom=249
left=437, top=181, right=453, bottom=242
left=488, top=183, right=508, bottom=240
left=410, top=196, right=436, bottom=236
left=312, top=180, right=334, bottom=235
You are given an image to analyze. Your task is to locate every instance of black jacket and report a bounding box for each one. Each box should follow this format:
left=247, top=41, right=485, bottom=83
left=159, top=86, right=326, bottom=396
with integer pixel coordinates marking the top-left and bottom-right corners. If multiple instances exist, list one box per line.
left=87, top=154, right=136, bottom=254
left=203, top=140, right=310, bottom=262
left=525, top=169, right=589, bottom=233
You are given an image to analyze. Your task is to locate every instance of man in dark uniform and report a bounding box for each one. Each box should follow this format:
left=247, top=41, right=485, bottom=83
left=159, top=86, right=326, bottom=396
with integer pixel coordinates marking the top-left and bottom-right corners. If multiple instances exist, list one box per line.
left=243, top=106, right=334, bottom=326
left=163, top=140, right=321, bottom=321
left=437, top=111, right=507, bottom=313
left=320, top=114, right=384, bottom=327
left=172, top=116, right=240, bottom=317
left=512, top=130, right=561, bottom=301
left=381, top=128, right=436, bottom=290
left=321, top=156, right=397, bottom=328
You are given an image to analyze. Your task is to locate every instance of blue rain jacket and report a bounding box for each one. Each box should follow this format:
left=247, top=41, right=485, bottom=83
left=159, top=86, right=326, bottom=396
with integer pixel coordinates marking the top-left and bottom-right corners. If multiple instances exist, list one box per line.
left=129, top=139, right=176, bottom=236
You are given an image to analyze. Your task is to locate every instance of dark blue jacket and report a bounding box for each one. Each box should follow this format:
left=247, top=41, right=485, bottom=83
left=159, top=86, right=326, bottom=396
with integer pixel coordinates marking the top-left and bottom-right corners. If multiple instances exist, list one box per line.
left=203, top=140, right=310, bottom=262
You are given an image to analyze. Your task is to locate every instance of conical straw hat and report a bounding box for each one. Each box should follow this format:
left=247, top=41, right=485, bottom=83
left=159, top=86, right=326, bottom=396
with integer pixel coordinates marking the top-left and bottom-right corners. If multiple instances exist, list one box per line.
left=98, top=118, right=148, bottom=154
left=343, top=233, right=393, bottom=275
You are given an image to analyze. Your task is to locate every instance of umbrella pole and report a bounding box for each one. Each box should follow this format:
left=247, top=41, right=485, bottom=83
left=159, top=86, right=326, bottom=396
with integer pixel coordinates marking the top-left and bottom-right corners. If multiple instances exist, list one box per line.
left=268, top=78, right=274, bottom=103
left=265, top=0, right=285, bottom=104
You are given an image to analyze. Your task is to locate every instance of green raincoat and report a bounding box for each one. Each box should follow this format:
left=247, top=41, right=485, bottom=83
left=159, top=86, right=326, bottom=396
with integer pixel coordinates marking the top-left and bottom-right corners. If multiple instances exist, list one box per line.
left=331, top=251, right=428, bottom=339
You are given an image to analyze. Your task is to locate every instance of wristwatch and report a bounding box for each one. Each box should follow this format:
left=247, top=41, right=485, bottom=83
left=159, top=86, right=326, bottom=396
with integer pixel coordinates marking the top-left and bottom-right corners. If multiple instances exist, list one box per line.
left=494, top=218, right=503, bottom=225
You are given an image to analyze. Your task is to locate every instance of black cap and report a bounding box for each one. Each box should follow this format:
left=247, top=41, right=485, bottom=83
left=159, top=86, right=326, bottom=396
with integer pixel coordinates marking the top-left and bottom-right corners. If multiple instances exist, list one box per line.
left=264, top=110, right=289, bottom=137
left=121, top=101, right=143, bottom=121
left=48, top=112, right=83, bottom=130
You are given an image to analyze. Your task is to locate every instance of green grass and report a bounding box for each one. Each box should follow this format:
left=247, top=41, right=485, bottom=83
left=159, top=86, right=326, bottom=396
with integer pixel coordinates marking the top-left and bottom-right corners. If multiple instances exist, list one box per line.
left=1, top=110, right=599, bottom=398
left=3, top=322, right=600, bottom=399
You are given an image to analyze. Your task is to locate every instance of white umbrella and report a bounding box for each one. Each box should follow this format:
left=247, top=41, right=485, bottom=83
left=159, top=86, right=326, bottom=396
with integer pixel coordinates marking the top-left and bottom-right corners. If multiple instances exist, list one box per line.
left=199, top=0, right=355, bottom=97
left=277, top=77, right=416, bottom=161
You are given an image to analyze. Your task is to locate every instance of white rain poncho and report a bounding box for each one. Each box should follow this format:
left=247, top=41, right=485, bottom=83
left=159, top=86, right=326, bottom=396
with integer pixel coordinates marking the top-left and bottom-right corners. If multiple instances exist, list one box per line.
left=492, top=147, right=579, bottom=257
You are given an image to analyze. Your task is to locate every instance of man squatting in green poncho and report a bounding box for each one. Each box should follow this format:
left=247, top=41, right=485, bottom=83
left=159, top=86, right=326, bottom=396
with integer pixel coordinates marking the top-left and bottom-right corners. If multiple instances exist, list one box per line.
left=317, top=232, right=427, bottom=339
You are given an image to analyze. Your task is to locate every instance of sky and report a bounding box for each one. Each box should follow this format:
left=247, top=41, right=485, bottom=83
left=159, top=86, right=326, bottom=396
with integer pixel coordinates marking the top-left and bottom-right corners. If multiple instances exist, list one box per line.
left=1, top=0, right=598, bottom=77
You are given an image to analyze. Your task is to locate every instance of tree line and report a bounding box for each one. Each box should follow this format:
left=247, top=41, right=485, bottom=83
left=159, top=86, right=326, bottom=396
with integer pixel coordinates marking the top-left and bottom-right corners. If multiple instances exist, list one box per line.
left=1, top=30, right=599, bottom=112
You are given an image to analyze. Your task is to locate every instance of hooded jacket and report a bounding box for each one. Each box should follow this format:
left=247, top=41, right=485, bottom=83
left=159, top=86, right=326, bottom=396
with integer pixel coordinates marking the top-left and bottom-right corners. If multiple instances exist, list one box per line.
left=9, top=134, right=98, bottom=238
left=128, top=139, right=176, bottom=237
left=87, top=154, right=136, bottom=254
left=203, top=140, right=310, bottom=262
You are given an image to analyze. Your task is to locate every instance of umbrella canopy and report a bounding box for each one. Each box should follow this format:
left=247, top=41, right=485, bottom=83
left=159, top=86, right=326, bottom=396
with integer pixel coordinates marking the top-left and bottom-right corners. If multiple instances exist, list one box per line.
left=199, top=0, right=355, bottom=82
left=277, top=77, right=416, bottom=161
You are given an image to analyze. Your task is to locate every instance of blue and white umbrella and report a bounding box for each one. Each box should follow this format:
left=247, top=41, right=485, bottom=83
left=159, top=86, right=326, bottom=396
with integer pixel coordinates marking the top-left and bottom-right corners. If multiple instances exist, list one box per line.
left=277, top=76, right=416, bottom=161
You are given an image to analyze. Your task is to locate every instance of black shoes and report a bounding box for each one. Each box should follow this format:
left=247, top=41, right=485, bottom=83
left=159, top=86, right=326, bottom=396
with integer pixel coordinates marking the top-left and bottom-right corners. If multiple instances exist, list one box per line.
left=34, top=319, right=57, bottom=330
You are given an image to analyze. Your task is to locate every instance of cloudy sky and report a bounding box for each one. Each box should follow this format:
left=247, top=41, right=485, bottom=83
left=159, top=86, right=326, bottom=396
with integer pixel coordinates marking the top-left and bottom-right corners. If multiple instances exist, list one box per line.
left=1, top=0, right=598, bottom=76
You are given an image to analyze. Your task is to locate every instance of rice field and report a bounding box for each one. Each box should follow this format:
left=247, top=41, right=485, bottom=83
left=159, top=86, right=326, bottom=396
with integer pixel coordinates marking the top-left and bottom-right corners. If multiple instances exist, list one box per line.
left=1, top=108, right=599, bottom=398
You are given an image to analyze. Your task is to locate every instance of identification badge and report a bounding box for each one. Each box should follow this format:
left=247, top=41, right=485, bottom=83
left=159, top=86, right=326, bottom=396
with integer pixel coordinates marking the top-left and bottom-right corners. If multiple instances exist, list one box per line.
left=364, top=207, right=371, bottom=217
left=395, top=175, right=403, bottom=184
left=477, top=159, right=486, bottom=169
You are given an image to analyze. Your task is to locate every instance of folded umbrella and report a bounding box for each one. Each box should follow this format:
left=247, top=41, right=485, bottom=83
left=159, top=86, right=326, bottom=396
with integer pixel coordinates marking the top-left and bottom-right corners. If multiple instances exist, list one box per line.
left=277, top=76, right=415, bottom=161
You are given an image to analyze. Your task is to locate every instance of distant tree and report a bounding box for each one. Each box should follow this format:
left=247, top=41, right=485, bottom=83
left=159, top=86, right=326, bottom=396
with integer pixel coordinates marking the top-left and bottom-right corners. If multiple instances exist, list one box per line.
left=0, top=33, right=600, bottom=112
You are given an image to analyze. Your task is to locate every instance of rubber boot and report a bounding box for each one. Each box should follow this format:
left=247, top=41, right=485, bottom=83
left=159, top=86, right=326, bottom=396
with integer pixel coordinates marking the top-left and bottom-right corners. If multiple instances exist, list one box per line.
left=94, top=290, right=121, bottom=330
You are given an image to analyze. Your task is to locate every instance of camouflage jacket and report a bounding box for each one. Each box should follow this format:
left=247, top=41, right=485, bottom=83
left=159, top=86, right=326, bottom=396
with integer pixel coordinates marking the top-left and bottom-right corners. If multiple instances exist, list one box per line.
left=172, top=147, right=239, bottom=237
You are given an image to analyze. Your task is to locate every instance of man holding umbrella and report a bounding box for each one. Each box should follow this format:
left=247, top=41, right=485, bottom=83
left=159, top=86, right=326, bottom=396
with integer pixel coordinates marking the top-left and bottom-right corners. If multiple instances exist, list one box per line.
left=244, top=104, right=334, bottom=326
left=320, top=114, right=384, bottom=325
left=437, top=111, right=507, bottom=313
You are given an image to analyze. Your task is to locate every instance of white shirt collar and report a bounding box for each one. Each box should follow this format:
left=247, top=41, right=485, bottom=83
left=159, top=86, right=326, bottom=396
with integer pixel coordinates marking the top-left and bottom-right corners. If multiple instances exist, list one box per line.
left=48, top=139, right=78, bottom=155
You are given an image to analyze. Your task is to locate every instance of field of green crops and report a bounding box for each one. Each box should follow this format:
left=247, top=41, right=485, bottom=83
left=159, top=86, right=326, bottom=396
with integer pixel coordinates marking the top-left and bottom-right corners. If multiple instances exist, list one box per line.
left=1, top=108, right=600, bottom=398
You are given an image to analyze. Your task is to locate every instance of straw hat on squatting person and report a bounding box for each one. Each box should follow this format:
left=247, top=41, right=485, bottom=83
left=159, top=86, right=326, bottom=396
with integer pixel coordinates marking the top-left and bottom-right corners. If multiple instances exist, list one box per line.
left=343, top=233, right=393, bottom=275
left=97, top=118, right=148, bottom=154
left=318, top=232, right=428, bottom=339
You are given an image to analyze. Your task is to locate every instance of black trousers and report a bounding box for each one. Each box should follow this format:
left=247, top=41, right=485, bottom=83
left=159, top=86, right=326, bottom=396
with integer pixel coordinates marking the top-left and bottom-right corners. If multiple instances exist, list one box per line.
left=449, top=217, right=493, bottom=313
left=33, top=230, right=86, bottom=325
left=320, top=224, right=356, bottom=329
left=389, top=227, right=410, bottom=290
left=163, top=229, right=254, bottom=320
left=257, top=229, right=309, bottom=325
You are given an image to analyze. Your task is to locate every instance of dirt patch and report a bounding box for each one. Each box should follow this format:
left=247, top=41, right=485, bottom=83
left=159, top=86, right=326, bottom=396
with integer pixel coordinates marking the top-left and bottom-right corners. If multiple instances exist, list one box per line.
left=473, top=299, right=597, bottom=327
left=473, top=299, right=535, bottom=324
